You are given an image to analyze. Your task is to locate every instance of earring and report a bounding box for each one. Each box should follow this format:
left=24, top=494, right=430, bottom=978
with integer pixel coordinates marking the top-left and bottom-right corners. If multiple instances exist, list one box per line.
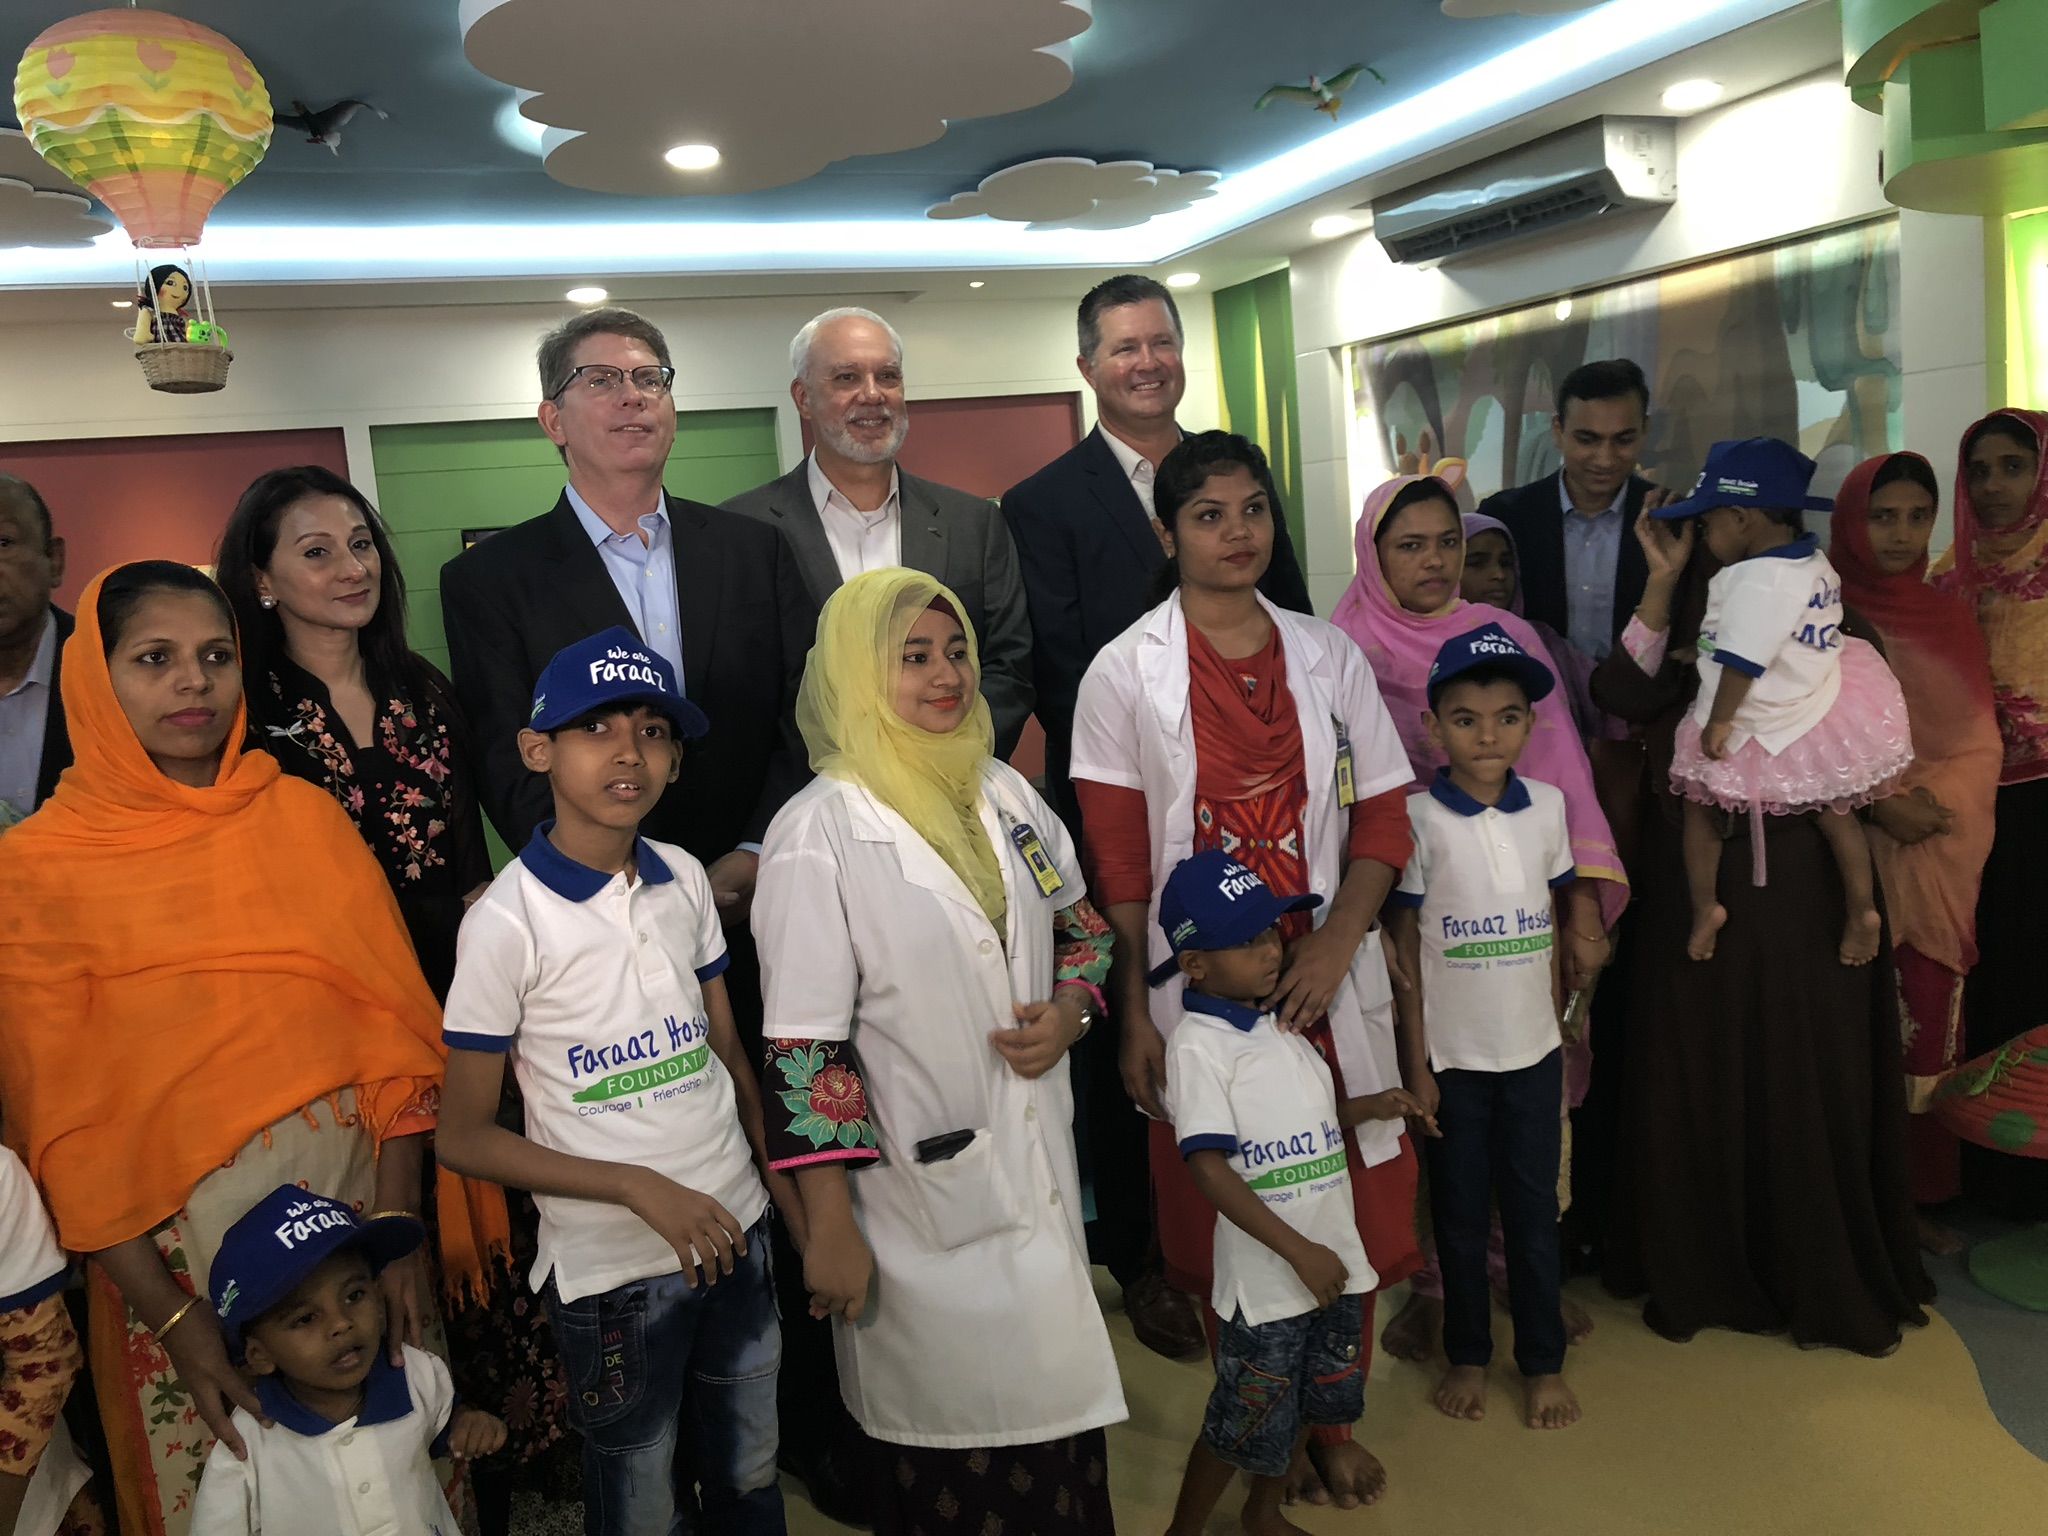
left=259, top=596, right=276, bottom=609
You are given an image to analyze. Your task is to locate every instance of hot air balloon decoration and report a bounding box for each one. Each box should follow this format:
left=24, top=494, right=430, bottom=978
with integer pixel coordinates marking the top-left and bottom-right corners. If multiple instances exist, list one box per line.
left=13, top=9, right=272, bottom=393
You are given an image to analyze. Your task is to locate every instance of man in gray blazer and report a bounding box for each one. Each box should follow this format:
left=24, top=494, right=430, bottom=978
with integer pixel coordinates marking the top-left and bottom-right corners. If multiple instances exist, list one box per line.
left=723, top=307, right=1035, bottom=755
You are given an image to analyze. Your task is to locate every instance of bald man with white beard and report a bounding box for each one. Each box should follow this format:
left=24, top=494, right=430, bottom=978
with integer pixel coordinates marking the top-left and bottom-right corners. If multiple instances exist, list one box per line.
left=724, top=307, right=1035, bottom=756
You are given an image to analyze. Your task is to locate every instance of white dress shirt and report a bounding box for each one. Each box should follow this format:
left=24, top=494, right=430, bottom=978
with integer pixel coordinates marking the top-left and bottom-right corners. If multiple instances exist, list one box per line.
left=1099, top=425, right=1161, bottom=520
left=0, top=610, right=56, bottom=824
left=564, top=485, right=684, bottom=683
left=806, top=454, right=902, bottom=581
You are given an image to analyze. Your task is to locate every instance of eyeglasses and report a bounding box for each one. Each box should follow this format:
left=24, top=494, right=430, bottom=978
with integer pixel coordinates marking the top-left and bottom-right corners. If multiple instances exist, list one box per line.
left=551, top=364, right=676, bottom=400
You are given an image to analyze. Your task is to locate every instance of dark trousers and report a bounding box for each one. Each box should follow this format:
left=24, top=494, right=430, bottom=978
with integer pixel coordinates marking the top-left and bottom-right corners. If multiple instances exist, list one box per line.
left=1426, top=1048, right=1567, bottom=1378
left=1075, top=995, right=1153, bottom=1285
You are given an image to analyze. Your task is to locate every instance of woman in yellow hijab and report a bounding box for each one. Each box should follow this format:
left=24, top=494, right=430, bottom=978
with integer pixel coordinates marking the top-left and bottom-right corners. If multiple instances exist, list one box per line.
left=752, top=569, right=1126, bottom=1533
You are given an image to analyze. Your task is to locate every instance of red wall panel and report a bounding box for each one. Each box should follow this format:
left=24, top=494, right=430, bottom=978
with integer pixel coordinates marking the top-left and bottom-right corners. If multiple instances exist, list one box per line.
left=2, top=427, right=350, bottom=609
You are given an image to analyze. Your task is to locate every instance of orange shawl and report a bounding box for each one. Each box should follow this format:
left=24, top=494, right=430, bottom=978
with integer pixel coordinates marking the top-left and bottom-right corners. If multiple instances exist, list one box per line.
left=0, top=570, right=505, bottom=1296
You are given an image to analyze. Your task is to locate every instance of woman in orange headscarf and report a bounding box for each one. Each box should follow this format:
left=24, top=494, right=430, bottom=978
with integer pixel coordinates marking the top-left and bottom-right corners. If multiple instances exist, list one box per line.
left=0, top=562, right=504, bottom=1536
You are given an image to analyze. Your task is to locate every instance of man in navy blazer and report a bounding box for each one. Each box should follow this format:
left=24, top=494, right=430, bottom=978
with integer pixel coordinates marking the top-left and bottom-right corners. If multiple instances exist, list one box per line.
left=1472, top=359, right=1664, bottom=661
left=999, top=275, right=1311, bottom=1363
left=0, top=475, right=70, bottom=824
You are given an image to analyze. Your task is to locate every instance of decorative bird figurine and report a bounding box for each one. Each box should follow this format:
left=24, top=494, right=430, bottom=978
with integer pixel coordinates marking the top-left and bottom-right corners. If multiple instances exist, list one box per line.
left=1254, top=64, right=1386, bottom=123
left=272, top=99, right=389, bottom=155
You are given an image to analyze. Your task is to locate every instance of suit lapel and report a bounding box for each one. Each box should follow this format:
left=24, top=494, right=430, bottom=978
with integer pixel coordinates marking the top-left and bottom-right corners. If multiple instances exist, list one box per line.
left=543, top=495, right=639, bottom=640
left=897, top=472, right=948, bottom=585
left=668, top=493, right=724, bottom=693
left=1080, top=428, right=1167, bottom=572
left=766, top=462, right=844, bottom=604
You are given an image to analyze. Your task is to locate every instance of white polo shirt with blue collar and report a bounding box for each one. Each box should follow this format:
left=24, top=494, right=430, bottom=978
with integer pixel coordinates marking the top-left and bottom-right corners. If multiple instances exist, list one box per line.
left=442, top=827, right=767, bottom=1303
left=1393, top=770, right=1576, bottom=1075
left=1165, top=992, right=1375, bottom=1326
left=189, top=1343, right=457, bottom=1536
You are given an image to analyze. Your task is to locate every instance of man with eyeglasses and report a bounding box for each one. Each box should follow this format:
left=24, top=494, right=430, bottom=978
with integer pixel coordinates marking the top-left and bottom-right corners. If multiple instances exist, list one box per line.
left=441, top=303, right=816, bottom=948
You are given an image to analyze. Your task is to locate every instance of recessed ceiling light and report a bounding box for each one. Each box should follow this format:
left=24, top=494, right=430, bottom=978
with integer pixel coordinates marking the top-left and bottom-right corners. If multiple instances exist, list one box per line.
left=565, top=286, right=608, bottom=304
left=969, top=280, right=985, bottom=289
left=1554, top=297, right=1574, bottom=321
left=1310, top=214, right=1359, bottom=240
left=664, top=143, right=721, bottom=171
left=1660, top=78, right=1724, bottom=112
left=1165, top=271, right=1201, bottom=289
left=110, top=299, right=132, bottom=308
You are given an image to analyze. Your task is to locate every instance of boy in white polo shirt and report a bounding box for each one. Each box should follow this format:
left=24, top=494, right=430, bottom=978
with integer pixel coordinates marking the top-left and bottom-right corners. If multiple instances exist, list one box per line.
left=1387, top=622, right=1599, bottom=1434
left=436, top=628, right=795, bottom=1536
left=191, top=1186, right=506, bottom=1536
left=1158, top=851, right=1427, bottom=1536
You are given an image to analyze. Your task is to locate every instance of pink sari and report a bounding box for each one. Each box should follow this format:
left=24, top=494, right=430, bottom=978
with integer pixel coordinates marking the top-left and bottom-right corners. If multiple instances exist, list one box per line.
left=1332, top=476, right=1629, bottom=924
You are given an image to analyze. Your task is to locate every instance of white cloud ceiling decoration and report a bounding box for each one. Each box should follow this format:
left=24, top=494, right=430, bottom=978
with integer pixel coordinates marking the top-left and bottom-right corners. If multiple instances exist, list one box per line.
left=927, top=158, right=1221, bottom=232
left=0, top=130, right=114, bottom=249
left=1441, top=0, right=1602, bottom=16
left=460, top=0, right=1093, bottom=196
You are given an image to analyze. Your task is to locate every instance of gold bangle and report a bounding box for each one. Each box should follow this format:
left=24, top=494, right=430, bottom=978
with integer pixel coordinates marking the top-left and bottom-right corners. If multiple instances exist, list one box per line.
left=367, top=1210, right=421, bottom=1224
left=154, top=1296, right=200, bottom=1341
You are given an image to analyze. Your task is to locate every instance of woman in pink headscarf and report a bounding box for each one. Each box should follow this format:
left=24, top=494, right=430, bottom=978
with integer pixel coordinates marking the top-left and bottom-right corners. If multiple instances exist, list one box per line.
left=1332, top=474, right=1629, bottom=1357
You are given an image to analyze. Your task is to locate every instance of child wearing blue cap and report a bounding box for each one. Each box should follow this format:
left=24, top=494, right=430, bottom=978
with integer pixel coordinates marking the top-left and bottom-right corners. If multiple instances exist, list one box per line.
left=434, top=628, right=795, bottom=1536
left=190, top=1186, right=506, bottom=1535
left=1386, top=622, right=1593, bottom=1432
left=1651, top=438, right=1913, bottom=964
left=1157, top=850, right=1426, bottom=1536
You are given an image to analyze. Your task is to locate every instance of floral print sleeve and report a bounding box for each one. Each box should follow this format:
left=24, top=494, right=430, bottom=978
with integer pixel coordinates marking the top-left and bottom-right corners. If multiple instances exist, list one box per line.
left=1053, top=898, right=1114, bottom=994
left=764, top=1040, right=881, bottom=1172
left=0, top=1292, right=81, bottom=1477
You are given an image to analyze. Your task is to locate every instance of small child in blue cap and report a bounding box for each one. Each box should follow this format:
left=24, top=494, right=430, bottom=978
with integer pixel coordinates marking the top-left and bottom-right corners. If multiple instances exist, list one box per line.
left=190, top=1186, right=505, bottom=1535
left=1157, top=850, right=1425, bottom=1536
left=1651, top=438, right=1913, bottom=964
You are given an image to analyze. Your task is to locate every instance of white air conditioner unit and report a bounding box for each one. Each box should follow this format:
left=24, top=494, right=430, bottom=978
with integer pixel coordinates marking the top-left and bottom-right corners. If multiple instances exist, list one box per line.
left=1370, top=116, right=1677, bottom=265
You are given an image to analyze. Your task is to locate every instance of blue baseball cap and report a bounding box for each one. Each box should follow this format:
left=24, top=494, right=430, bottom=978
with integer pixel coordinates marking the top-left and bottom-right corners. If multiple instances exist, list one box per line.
left=209, top=1186, right=424, bottom=1353
left=528, top=626, right=709, bottom=739
left=1427, top=621, right=1555, bottom=708
left=1148, top=850, right=1323, bottom=986
left=1652, top=437, right=1833, bottom=520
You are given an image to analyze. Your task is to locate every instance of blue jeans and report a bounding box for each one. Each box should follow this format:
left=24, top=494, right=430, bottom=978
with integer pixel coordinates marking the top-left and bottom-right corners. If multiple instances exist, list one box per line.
left=1425, top=1048, right=1566, bottom=1377
left=547, top=1215, right=785, bottom=1536
left=1202, top=1295, right=1366, bottom=1476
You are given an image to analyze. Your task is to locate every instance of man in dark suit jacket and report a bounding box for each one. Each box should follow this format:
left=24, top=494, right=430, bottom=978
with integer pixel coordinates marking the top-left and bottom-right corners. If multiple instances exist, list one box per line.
left=440, top=309, right=814, bottom=892
left=1473, top=358, right=1663, bottom=659
left=723, top=307, right=1034, bottom=755
left=999, top=275, right=1312, bottom=1365
left=0, top=474, right=70, bottom=822
left=1001, top=276, right=1312, bottom=838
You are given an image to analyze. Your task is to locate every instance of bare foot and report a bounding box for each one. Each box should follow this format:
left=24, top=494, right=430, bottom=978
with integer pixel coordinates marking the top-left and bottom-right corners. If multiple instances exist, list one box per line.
left=1916, top=1212, right=1967, bottom=1257
left=1687, top=902, right=1727, bottom=962
left=1434, top=1363, right=1487, bottom=1421
left=1525, top=1373, right=1581, bottom=1430
left=1379, top=1291, right=1441, bottom=1362
left=1280, top=1444, right=1328, bottom=1508
left=1564, top=1294, right=1595, bottom=1344
left=1287, top=1440, right=1385, bottom=1510
left=1840, top=906, right=1881, bottom=967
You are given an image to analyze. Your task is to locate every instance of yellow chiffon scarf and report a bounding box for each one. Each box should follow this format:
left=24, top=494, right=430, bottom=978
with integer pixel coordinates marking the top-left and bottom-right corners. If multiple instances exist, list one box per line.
left=797, top=569, right=1005, bottom=928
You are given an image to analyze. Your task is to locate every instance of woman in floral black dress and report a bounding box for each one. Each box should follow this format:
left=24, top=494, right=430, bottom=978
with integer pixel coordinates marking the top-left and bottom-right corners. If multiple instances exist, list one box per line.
left=216, top=466, right=579, bottom=1531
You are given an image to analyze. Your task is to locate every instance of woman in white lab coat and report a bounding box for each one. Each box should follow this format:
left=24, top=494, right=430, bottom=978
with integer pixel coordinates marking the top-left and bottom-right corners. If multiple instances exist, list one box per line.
left=753, top=568, right=1126, bottom=1534
left=1069, top=431, right=1421, bottom=1509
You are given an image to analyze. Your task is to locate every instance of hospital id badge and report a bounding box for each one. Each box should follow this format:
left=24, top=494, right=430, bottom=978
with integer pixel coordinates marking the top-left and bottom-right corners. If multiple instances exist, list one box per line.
left=1333, top=715, right=1357, bottom=808
left=1006, top=817, right=1066, bottom=897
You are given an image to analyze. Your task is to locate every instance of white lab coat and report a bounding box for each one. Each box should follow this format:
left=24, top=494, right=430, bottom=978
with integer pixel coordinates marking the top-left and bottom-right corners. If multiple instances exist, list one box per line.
left=753, top=760, right=1127, bottom=1449
left=1069, top=593, right=1415, bottom=1166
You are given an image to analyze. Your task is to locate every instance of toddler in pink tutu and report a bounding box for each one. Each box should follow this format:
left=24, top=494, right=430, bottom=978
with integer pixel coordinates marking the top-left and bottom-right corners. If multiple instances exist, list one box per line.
left=1653, top=439, right=1913, bottom=966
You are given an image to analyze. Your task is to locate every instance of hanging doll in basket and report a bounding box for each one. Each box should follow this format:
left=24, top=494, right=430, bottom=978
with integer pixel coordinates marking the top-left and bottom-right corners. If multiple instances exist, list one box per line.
left=1654, top=438, right=1914, bottom=968
left=133, top=263, right=228, bottom=347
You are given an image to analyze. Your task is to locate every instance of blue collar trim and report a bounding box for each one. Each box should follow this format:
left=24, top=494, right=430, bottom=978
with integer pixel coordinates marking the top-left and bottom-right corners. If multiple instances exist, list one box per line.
left=1751, top=534, right=1819, bottom=562
left=520, top=822, right=675, bottom=901
left=1182, top=990, right=1267, bottom=1033
left=1428, top=767, right=1532, bottom=817
left=255, top=1349, right=411, bottom=1436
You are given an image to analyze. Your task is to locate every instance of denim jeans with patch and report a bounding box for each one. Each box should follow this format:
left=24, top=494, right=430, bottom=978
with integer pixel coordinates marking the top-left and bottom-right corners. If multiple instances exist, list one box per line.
left=547, top=1214, right=784, bottom=1536
left=1202, top=1294, right=1366, bottom=1476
